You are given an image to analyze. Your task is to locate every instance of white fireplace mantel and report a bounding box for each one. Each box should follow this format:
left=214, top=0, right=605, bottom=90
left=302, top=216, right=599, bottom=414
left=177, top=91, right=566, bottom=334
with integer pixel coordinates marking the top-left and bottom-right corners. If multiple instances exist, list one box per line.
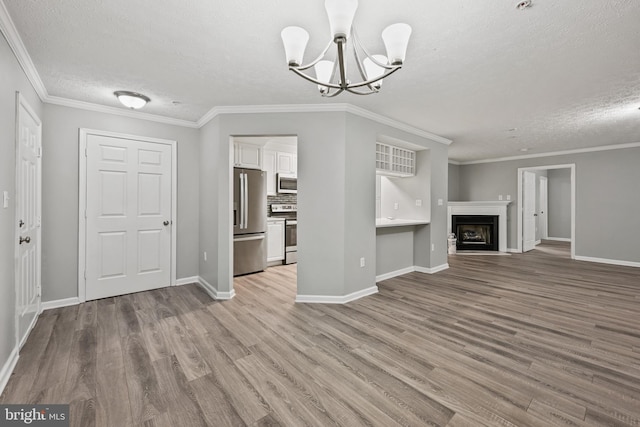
left=448, top=201, right=512, bottom=252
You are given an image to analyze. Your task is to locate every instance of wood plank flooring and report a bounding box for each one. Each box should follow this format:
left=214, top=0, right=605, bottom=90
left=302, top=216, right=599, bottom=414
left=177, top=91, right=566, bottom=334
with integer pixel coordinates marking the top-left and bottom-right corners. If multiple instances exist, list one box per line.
left=2, top=241, right=640, bottom=426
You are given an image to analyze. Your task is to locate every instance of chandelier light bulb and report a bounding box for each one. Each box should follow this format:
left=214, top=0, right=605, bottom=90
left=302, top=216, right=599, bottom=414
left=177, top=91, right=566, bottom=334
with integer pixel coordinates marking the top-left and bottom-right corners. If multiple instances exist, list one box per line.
left=325, top=0, right=358, bottom=39
left=281, top=26, right=309, bottom=67
left=382, top=23, right=412, bottom=65
left=314, top=60, right=334, bottom=93
left=363, top=55, right=388, bottom=89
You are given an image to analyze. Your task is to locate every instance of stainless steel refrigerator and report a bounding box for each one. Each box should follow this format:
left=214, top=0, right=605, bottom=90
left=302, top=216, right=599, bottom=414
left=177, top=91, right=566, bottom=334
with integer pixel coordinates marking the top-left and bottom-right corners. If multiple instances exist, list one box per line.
left=233, top=168, right=267, bottom=276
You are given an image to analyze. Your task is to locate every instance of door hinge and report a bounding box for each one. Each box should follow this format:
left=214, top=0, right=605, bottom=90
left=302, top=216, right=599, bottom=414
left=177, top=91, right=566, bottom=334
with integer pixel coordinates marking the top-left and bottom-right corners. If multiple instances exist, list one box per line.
left=37, top=146, right=42, bottom=158
left=84, top=209, right=87, bottom=219
left=37, top=284, right=41, bottom=297
left=84, top=271, right=87, bottom=280
left=84, top=147, right=88, bottom=157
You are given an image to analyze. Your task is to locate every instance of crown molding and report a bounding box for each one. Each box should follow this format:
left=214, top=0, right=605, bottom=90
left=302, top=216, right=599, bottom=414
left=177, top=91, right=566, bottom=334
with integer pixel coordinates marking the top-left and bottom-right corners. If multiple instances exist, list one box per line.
left=448, top=159, right=461, bottom=166
left=197, top=103, right=452, bottom=146
left=453, top=142, right=640, bottom=166
left=0, top=0, right=48, bottom=101
left=46, top=95, right=199, bottom=128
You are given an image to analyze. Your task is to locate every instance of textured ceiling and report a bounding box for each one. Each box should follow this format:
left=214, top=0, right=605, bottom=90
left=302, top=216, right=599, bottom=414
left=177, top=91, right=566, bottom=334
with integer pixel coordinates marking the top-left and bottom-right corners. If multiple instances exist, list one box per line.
left=3, top=0, right=640, bottom=162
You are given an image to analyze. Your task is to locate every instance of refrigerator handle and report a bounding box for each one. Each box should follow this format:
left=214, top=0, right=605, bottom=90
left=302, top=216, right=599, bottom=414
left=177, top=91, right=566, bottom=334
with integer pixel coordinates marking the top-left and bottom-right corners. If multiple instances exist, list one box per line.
left=244, top=172, right=249, bottom=229
left=239, top=173, right=245, bottom=229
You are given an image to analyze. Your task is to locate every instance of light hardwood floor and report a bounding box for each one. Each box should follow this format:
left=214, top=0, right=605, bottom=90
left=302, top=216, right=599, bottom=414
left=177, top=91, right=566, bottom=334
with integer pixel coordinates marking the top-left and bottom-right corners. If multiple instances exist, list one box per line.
left=2, top=241, right=639, bottom=426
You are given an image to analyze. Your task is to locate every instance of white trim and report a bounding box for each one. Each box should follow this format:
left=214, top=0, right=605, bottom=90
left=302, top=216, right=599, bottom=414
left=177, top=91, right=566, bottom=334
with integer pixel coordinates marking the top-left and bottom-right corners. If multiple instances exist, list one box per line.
left=376, top=266, right=415, bottom=282
left=0, top=346, right=19, bottom=396
left=46, top=96, right=199, bottom=128
left=197, top=276, right=236, bottom=300
left=415, top=264, right=450, bottom=274
left=575, top=256, right=640, bottom=268
left=41, top=297, right=80, bottom=311
left=78, top=129, right=178, bottom=302
left=454, top=142, right=640, bottom=165
left=507, top=248, right=521, bottom=253
left=535, top=240, right=542, bottom=246
left=448, top=159, right=461, bottom=166
left=517, top=164, right=576, bottom=260
left=0, top=3, right=48, bottom=100
left=545, top=237, right=571, bottom=242
left=295, top=285, right=379, bottom=304
left=175, top=276, right=200, bottom=286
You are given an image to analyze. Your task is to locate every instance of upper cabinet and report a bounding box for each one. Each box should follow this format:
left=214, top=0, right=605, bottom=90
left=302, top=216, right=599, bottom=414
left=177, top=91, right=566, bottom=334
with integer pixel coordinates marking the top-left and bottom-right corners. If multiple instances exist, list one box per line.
left=276, top=152, right=297, bottom=175
left=234, top=142, right=263, bottom=170
left=376, top=142, right=415, bottom=177
left=264, top=148, right=297, bottom=195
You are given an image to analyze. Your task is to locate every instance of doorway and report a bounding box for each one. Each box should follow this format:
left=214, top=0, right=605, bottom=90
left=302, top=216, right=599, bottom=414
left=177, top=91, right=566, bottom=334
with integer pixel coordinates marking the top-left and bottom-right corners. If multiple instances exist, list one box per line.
left=230, top=135, right=299, bottom=299
left=517, top=164, right=575, bottom=259
left=15, top=92, right=42, bottom=349
left=78, top=129, right=177, bottom=301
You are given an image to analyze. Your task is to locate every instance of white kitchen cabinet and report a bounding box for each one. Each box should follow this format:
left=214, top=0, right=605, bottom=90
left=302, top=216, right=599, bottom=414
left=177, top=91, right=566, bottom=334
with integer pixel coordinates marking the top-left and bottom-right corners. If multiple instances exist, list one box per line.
left=276, top=152, right=296, bottom=174
left=376, top=142, right=415, bottom=177
left=234, top=142, right=262, bottom=170
left=263, top=150, right=277, bottom=195
left=267, top=219, right=285, bottom=264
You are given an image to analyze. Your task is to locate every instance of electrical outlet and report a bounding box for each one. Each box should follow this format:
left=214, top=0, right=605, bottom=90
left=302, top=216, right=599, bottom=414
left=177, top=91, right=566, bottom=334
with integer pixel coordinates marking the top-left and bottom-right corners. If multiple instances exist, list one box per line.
left=438, top=199, right=443, bottom=206
left=415, top=199, right=422, bottom=207
left=203, top=251, right=207, bottom=261
left=431, top=243, right=435, bottom=251
left=499, top=195, right=503, bottom=201
left=394, top=203, right=399, bottom=210
left=2, top=191, right=8, bottom=209
left=506, top=194, right=511, bottom=201
left=360, top=257, right=365, bottom=268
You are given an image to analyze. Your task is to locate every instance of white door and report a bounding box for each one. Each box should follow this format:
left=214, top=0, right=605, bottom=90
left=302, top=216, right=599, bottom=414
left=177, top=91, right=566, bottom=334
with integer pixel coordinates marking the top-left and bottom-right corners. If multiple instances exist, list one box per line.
left=539, top=176, right=548, bottom=240
left=523, top=171, right=536, bottom=252
left=85, top=134, right=172, bottom=300
left=15, top=94, right=42, bottom=348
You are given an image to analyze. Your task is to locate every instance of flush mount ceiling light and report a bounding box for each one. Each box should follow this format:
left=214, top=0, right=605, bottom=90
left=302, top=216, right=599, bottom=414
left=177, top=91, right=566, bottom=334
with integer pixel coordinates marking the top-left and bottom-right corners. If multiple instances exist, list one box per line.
left=281, top=0, right=412, bottom=97
left=114, top=91, right=150, bottom=109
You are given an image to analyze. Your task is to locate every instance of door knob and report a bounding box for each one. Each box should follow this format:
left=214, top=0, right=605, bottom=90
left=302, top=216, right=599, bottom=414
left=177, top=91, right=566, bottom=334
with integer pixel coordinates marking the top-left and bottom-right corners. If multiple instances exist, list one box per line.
left=18, top=220, right=24, bottom=228
left=163, top=220, right=170, bottom=226
left=19, top=236, right=31, bottom=244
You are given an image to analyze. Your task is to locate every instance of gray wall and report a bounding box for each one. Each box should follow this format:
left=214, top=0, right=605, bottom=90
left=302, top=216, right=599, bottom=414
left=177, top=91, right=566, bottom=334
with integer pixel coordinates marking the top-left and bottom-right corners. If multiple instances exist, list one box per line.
left=458, top=147, right=640, bottom=262
left=199, top=111, right=449, bottom=299
left=0, top=32, right=44, bottom=386
left=547, top=168, right=571, bottom=239
left=42, top=104, right=200, bottom=301
left=448, top=163, right=460, bottom=201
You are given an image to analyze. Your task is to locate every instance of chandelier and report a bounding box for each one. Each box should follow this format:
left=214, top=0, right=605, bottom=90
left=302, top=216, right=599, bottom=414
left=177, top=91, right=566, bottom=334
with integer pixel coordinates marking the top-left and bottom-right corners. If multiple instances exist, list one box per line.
left=281, top=0, right=412, bottom=97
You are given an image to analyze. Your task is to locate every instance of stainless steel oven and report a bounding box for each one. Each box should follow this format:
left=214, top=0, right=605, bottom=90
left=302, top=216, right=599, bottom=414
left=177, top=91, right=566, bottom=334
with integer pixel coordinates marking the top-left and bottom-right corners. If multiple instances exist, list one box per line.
left=284, top=219, right=297, bottom=264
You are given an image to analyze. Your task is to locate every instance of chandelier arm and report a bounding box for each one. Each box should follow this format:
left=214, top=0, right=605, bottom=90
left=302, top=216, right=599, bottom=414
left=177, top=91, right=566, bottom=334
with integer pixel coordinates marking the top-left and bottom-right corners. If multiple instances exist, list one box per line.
left=346, top=66, right=402, bottom=89
left=293, top=39, right=334, bottom=71
left=352, top=29, right=397, bottom=70
left=289, top=67, right=343, bottom=89
left=322, top=88, right=345, bottom=98
left=345, top=87, right=378, bottom=95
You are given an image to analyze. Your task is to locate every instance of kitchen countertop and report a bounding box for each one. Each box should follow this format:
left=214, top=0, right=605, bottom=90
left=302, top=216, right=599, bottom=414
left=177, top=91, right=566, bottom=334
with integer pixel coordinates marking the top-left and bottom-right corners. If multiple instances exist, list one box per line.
left=376, top=218, right=430, bottom=228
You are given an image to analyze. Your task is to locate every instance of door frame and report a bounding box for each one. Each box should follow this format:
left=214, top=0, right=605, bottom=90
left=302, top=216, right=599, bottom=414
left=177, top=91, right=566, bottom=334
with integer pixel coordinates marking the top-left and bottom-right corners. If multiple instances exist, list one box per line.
left=516, top=164, right=575, bottom=259
left=78, top=129, right=177, bottom=303
left=14, top=92, right=42, bottom=348
left=539, top=175, right=548, bottom=240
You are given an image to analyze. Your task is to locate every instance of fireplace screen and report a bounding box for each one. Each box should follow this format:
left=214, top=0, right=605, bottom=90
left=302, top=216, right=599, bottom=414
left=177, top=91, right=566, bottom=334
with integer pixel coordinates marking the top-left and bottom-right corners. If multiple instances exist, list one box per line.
left=451, top=215, right=499, bottom=251
left=458, top=225, right=492, bottom=245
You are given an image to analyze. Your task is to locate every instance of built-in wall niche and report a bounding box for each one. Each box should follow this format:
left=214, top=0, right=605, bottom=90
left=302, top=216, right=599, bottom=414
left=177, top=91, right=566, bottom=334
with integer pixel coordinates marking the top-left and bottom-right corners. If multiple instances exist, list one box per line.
left=376, top=145, right=431, bottom=223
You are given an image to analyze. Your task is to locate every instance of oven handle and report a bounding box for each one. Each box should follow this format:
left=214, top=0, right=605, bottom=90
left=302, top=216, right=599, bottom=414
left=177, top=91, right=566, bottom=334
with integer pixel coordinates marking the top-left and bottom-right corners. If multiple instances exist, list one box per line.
left=286, top=220, right=297, bottom=225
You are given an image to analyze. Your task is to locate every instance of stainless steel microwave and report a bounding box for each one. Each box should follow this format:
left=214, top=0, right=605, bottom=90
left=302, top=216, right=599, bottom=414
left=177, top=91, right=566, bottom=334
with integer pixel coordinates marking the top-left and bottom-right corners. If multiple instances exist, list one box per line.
left=277, top=173, right=297, bottom=193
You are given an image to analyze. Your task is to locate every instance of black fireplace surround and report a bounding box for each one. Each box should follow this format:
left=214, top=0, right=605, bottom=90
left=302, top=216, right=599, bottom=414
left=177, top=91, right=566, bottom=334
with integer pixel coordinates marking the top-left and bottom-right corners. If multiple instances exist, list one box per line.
left=452, top=215, right=499, bottom=251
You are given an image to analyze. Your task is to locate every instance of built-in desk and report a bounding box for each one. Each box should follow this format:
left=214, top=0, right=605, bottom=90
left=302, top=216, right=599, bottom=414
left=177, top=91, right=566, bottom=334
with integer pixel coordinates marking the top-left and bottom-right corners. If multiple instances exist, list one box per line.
left=376, top=218, right=429, bottom=281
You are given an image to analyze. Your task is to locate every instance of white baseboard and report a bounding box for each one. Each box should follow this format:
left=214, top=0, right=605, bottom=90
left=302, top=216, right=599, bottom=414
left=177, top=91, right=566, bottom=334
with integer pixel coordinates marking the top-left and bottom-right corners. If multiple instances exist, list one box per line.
left=507, top=248, right=521, bottom=253
left=415, top=263, right=449, bottom=274
left=575, top=256, right=640, bottom=268
left=41, top=297, right=80, bottom=311
left=545, top=237, right=571, bottom=242
left=197, top=276, right=236, bottom=300
left=296, top=285, right=379, bottom=304
left=535, top=240, right=542, bottom=245
left=0, top=346, right=19, bottom=396
left=376, top=266, right=415, bottom=282
left=175, top=276, right=199, bottom=286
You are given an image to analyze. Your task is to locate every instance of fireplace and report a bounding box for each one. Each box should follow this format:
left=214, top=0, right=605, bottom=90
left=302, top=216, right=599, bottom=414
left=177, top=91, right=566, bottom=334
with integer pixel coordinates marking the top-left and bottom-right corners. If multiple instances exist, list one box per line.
left=452, top=215, right=499, bottom=251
